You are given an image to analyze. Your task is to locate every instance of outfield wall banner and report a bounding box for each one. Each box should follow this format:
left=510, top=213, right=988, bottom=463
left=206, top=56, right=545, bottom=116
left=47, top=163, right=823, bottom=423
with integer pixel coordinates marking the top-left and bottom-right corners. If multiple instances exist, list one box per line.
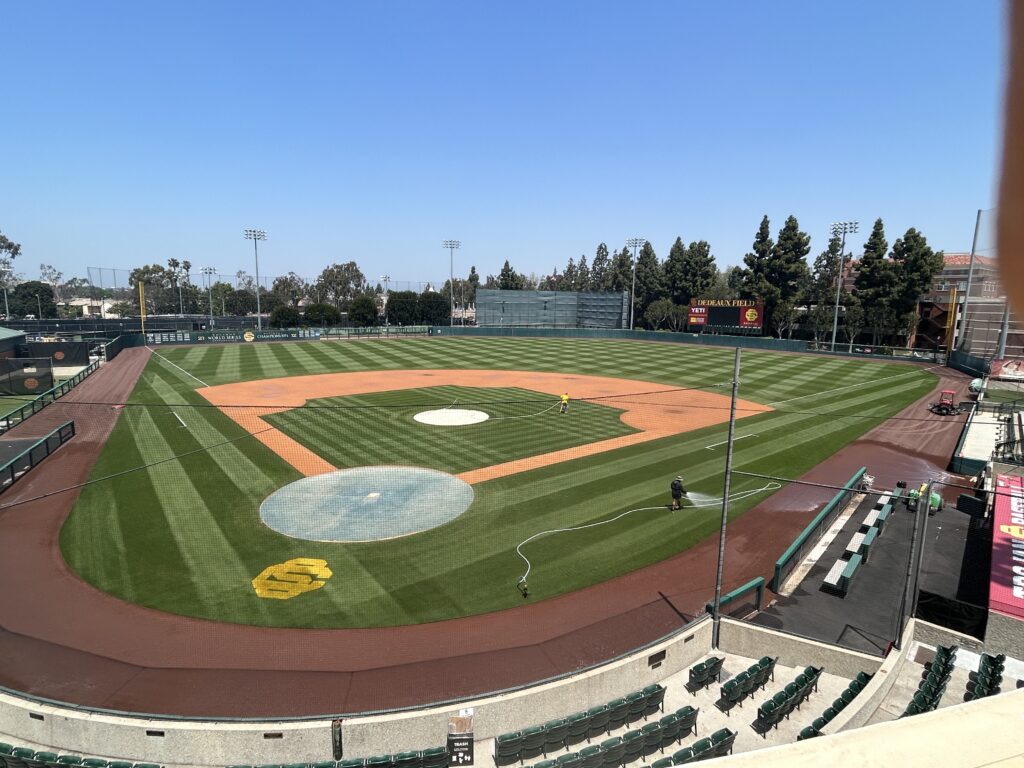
left=991, top=474, right=1024, bottom=619
left=145, top=329, right=322, bottom=345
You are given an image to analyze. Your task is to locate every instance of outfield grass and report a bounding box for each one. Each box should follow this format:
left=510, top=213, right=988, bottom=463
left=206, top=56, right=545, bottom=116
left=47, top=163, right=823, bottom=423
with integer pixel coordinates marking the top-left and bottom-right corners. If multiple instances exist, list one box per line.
left=60, top=337, right=937, bottom=628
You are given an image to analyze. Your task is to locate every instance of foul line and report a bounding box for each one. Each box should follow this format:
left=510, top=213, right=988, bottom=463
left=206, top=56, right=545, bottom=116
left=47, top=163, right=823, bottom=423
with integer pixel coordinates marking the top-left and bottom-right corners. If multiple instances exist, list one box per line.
left=705, top=433, right=757, bottom=450
left=148, top=348, right=209, bottom=388
left=515, top=482, right=782, bottom=585
left=172, top=412, right=187, bottom=428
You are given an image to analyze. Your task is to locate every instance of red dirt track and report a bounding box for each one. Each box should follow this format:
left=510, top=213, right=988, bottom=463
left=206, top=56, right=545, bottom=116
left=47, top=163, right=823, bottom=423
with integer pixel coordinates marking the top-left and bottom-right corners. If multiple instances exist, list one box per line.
left=0, top=349, right=971, bottom=718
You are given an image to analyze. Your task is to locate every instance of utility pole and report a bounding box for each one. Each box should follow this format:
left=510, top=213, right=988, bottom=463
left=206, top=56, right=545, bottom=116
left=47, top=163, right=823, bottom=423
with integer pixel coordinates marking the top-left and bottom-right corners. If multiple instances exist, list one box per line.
left=712, top=348, right=742, bottom=649
left=244, top=229, right=267, bottom=330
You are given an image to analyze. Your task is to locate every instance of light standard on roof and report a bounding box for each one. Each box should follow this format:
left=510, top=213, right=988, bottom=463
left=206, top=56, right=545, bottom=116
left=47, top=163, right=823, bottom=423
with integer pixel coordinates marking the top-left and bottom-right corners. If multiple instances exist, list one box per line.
left=243, top=229, right=266, bottom=330
left=201, top=267, right=216, bottom=328
left=626, top=237, right=645, bottom=330
left=442, top=240, right=460, bottom=328
left=829, top=221, right=858, bottom=352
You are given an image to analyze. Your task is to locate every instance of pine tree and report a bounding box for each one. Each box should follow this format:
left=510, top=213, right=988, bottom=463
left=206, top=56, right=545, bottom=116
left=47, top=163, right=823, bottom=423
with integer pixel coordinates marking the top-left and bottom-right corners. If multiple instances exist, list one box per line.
left=854, top=218, right=895, bottom=343
left=633, top=241, right=665, bottom=325
left=664, top=237, right=688, bottom=305
left=738, top=215, right=781, bottom=326
left=608, top=248, right=633, bottom=293
left=575, top=255, right=590, bottom=292
left=890, top=228, right=943, bottom=347
left=498, top=260, right=521, bottom=290
left=677, top=240, right=717, bottom=306
left=768, top=215, right=812, bottom=305
left=591, top=243, right=610, bottom=290
left=560, top=257, right=577, bottom=291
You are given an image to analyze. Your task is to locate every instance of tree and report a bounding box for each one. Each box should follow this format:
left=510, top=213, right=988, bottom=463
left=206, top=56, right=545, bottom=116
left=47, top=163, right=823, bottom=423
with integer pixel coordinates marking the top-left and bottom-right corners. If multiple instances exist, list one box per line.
left=663, top=237, right=688, bottom=305
left=209, top=281, right=234, bottom=316
left=842, top=296, right=866, bottom=350
left=738, top=216, right=780, bottom=320
left=591, top=243, right=610, bottom=290
left=676, top=240, right=717, bottom=306
left=417, top=290, right=451, bottom=325
left=644, top=298, right=675, bottom=330
left=316, top=262, right=366, bottom=308
left=633, top=241, right=665, bottom=325
left=575, top=255, right=590, bottom=292
left=466, top=266, right=480, bottom=304
left=11, top=280, right=57, bottom=318
left=129, top=264, right=176, bottom=313
left=40, top=263, right=64, bottom=302
left=767, top=215, right=812, bottom=308
left=270, top=305, right=301, bottom=328
left=272, top=272, right=308, bottom=307
left=772, top=299, right=800, bottom=339
left=348, top=295, right=378, bottom=327
left=109, top=301, right=134, bottom=318
left=386, top=290, right=418, bottom=325
left=497, top=260, right=524, bottom=290
left=225, top=289, right=257, bottom=316
left=608, top=248, right=633, bottom=293
left=668, top=304, right=689, bottom=331
left=854, top=218, right=895, bottom=344
left=704, top=268, right=739, bottom=300
left=304, top=303, right=342, bottom=326
left=890, top=228, right=943, bottom=345
left=560, top=257, right=578, bottom=291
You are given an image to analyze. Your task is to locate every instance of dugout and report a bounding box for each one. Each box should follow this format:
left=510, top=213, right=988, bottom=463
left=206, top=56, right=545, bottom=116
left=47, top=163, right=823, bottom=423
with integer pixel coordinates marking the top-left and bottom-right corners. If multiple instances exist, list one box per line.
left=0, top=327, right=26, bottom=360
left=475, top=289, right=628, bottom=329
left=0, top=357, right=54, bottom=396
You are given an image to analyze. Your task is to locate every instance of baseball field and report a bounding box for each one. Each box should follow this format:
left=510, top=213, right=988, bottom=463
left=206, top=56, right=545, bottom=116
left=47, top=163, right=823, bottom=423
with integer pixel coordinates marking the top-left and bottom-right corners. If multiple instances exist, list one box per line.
left=59, top=336, right=936, bottom=628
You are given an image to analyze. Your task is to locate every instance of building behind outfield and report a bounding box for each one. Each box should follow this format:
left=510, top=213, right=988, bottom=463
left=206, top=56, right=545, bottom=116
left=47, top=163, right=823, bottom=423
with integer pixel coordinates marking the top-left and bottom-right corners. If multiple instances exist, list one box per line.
left=475, top=289, right=628, bottom=329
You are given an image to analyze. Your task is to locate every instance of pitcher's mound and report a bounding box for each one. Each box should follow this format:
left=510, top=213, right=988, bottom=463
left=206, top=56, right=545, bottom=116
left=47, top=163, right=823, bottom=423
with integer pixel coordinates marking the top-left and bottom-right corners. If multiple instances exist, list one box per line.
left=413, top=408, right=490, bottom=426
left=260, top=466, right=475, bottom=542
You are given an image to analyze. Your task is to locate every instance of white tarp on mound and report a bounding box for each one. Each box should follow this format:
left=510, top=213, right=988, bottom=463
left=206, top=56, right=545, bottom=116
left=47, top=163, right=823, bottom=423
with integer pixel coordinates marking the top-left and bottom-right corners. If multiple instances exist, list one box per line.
left=413, top=408, right=490, bottom=426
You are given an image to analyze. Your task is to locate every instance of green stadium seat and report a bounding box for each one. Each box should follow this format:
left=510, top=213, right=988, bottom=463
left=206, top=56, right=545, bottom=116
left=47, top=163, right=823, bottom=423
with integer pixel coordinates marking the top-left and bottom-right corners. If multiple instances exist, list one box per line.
left=656, top=714, right=681, bottom=748
left=79, top=762, right=108, bottom=768
left=669, top=748, right=692, bottom=766
left=534, top=759, right=557, bottom=768
left=26, top=753, right=58, bottom=768
left=577, top=746, right=603, bottom=768
left=521, top=726, right=547, bottom=761
left=797, top=726, right=820, bottom=741
left=811, top=716, right=828, bottom=731
left=393, top=752, right=420, bottom=768
left=543, top=719, right=570, bottom=754
left=625, top=691, right=647, bottom=723
left=710, top=729, right=735, bottom=757
left=689, top=738, right=713, bottom=761
left=686, top=662, right=709, bottom=693
left=106, top=762, right=133, bottom=768
left=495, top=731, right=523, bottom=766
left=639, top=723, right=662, bottom=757
left=555, top=753, right=582, bottom=768
left=365, top=756, right=393, bottom=768
left=586, top=705, right=611, bottom=740
left=420, top=748, right=448, bottom=768
left=311, top=762, right=336, bottom=768
left=621, top=730, right=645, bottom=763
left=598, top=737, right=623, bottom=768
left=606, top=698, right=630, bottom=731
left=674, top=706, right=698, bottom=738
left=55, top=759, right=84, bottom=767
left=566, top=711, right=591, bottom=746
left=339, top=760, right=366, bottom=768
left=651, top=759, right=673, bottom=768
left=130, top=765, right=159, bottom=768
left=10, top=750, right=39, bottom=768
left=641, top=684, right=666, bottom=717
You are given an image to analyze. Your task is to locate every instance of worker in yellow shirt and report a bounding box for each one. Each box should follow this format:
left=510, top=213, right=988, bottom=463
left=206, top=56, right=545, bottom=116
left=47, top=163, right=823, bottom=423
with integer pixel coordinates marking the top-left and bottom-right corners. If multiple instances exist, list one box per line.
left=560, top=392, right=570, bottom=414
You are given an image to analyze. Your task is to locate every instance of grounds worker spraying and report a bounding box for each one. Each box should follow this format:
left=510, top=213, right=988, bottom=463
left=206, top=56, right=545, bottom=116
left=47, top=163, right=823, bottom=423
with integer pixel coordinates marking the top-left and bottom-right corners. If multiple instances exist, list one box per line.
left=670, top=476, right=687, bottom=510
left=559, top=392, right=570, bottom=414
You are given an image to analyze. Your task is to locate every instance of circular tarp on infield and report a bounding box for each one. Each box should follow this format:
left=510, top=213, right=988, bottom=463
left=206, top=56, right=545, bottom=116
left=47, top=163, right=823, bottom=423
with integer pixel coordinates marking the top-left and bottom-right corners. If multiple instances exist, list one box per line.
left=259, top=466, right=475, bottom=542
left=413, top=408, right=490, bottom=426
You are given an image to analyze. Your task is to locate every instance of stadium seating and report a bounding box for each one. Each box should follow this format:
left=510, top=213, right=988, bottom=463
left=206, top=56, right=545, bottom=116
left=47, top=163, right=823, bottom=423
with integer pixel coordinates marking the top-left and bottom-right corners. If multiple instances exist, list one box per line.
left=717, top=656, right=778, bottom=715
left=753, top=666, right=822, bottom=737
left=684, top=657, right=724, bottom=694
left=494, top=686, right=668, bottom=764
left=966, top=652, right=1005, bottom=701
left=901, top=645, right=958, bottom=717
left=800, top=668, right=871, bottom=739
left=0, top=747, right=164, bottom=768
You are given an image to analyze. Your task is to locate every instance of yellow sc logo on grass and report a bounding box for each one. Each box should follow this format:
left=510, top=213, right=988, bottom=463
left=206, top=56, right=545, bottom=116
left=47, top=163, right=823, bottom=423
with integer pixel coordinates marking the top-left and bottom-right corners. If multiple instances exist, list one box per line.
left=252, top=557, right=332, bottom=600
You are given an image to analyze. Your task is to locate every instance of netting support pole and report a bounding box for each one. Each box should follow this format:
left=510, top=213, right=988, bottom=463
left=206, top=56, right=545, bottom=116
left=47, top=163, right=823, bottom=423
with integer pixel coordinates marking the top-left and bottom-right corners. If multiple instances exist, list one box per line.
left=957, top=208, right=982, bottom=351
left=711, top=347, right=741, bottom=649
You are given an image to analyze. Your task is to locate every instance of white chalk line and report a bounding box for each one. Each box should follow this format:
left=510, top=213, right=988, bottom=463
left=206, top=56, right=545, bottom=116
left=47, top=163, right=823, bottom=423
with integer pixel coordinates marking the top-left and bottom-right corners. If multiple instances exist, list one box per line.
left=705, top=434, right=758, bottom=450
left=148, top=348, right=209, bottom=388
left=172, top=412, right=187, bottom=428
left=515, top=482, right=782, bottom=584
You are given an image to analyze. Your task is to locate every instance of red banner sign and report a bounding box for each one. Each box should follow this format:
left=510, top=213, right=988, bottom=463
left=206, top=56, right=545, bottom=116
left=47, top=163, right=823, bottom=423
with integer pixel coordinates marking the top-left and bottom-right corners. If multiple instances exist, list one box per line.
left=991, top=474, right=1024, bottom=619
left=739, top=305, right=762, bottom=328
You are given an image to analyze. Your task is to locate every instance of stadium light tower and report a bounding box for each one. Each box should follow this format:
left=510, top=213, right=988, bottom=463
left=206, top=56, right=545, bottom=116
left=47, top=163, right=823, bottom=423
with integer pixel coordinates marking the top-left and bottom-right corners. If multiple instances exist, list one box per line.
left=626, top=237, right=645, bottom=330
left=201, top=266, right=217, bottom=328
left=829, top=221, right=858, bottom=352
left=442, top=240, right=460, bottom=327
left=244, top=229, right=267, bottom=330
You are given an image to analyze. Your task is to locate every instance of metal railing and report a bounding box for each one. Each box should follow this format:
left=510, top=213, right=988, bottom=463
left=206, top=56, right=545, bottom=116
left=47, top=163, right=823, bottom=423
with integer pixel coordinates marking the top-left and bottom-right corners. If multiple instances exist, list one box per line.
left=0, top=420, right=76, bottom=494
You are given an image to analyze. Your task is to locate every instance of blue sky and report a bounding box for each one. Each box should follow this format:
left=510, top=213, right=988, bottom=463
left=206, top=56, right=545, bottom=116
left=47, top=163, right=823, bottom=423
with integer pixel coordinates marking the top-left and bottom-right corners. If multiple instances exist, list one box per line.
left=1, top=1, right=1005, bottom=287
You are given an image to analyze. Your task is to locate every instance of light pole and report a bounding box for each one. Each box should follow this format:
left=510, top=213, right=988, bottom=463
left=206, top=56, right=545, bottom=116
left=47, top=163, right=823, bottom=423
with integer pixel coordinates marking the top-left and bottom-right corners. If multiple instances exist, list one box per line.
left=0, top=268, right=9, bottom=319
left=442, top=240, right=460, bottom=327
left=244, top=229, right=267, bottom=330
left=201, top=267, right=216, bottom=328
left=626, top=237, right=645, bottom=330
left=35, top=294, right=42, bottom=319
left=829, top=221, right=858, bottom=352
left=380, top=274, right=390, bottom=329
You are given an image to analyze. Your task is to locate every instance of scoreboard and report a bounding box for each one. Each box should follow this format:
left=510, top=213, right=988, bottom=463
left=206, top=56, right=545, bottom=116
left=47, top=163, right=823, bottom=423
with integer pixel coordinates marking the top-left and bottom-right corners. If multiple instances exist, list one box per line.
left=687, top=299, right=764, bottom=333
